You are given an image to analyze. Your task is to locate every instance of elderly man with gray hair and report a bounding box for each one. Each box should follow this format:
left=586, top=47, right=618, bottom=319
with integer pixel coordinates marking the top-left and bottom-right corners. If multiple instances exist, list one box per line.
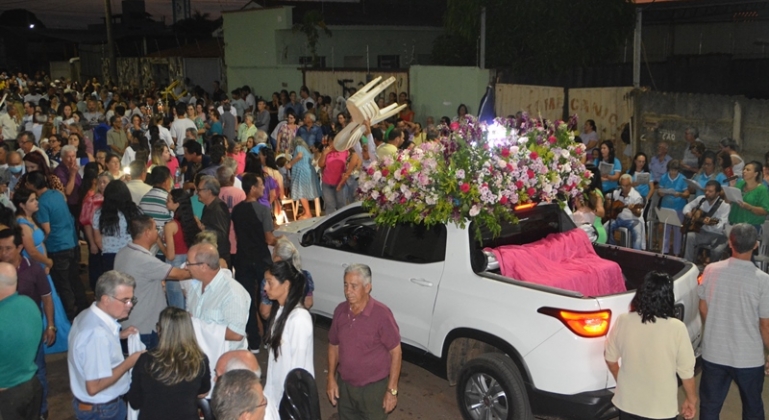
left=327, top=263, right=402, bottom=419
left=197, top=175, right=231, bottom=267
left=53, top=144, right=82, bottom=213
left=297, top=112, right=323, bottom=149
left=212, top=369, right=277, bottom=420
left=67, top=271, right=143, bottom=420
left=698, top=223, right=769, bottom=420
left=680, top=127, right=704, bottom=177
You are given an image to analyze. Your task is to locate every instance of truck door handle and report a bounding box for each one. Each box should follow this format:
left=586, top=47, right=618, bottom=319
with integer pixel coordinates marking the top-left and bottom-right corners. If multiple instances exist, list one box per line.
left=410, top=278, right=433, bottom=287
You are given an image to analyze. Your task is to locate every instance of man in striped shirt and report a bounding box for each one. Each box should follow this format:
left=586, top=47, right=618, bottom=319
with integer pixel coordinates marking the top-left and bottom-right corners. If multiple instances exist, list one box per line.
left=139, top=166, right=173, bottom=232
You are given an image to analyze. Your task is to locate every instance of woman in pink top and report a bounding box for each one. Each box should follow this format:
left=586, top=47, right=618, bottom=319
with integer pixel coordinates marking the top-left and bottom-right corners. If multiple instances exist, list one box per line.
left=228, top=141, right=247, bottom=175
left=318, top=145, right=353, bottom=215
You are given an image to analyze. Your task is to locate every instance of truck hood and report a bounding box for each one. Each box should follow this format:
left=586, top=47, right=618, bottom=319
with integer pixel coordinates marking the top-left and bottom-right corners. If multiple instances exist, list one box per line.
left=276, top=217, right=322, bottom=235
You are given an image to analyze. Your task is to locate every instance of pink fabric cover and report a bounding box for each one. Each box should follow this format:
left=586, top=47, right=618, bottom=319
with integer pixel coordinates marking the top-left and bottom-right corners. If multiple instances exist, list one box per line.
left=487, top=228, right=626, bottom=296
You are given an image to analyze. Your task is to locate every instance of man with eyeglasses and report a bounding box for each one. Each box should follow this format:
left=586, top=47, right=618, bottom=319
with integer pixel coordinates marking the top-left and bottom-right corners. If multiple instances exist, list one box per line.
left=67, top=271, right=144, bottom=420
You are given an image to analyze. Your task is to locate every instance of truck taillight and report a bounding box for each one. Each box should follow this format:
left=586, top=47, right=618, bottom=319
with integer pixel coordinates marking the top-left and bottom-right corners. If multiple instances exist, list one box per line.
left=538, top=307, right=612, bottom=338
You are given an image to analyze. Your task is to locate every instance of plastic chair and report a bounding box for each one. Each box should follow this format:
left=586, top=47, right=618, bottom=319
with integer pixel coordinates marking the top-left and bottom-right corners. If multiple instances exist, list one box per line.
left=754, top=221, right=769, bottom=272
left=197, top=398, right=215, bottom=420
left=279, top=368, right=321, bottom=420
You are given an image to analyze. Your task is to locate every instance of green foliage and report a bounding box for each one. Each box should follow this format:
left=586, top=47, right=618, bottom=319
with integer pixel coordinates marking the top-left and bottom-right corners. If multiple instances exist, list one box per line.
left=436, top=0, right=636, bottom=73
left=293, top=10, right=332, bottom=68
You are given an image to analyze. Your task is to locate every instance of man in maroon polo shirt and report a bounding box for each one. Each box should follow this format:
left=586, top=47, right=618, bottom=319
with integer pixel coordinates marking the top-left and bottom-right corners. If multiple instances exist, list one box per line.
left=327, top=263, right=402, bottom=420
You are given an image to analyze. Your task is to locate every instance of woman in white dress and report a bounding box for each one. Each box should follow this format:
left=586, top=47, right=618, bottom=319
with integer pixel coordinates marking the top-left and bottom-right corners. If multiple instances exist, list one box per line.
left=263, top=260, right=314, bottom=404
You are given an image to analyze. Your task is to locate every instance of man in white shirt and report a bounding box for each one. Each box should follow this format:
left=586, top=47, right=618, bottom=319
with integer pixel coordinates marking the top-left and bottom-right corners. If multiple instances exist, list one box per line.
left=146, top=115, right=173, bottom=151
left=67, top=271, right=143, bottom=420
left=0, top=104, right=20, bottom=143
left=243, top=86, right=256, bottom=115
left=16, top=131, right=50, bottom=166
left=299, top=86, right=314, bottom=109
left=605, top=174, right=645, bottom=250
left=186, top=242, right=251, bottom=351
left=21, top=102, right=35, bottom=132
left=169, top=103, right=197, bottom=156
left=125, top=161, right=153, bottom=205
left=683, top=180, right=730, bottom=263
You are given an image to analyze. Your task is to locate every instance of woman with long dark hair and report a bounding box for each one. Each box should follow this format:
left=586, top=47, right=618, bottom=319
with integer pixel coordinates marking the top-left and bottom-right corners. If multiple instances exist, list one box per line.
left=127, top=307, right=210, bottom=420
left=262, top=260, right=314, bottom=404
left=64, top=132, right=94, bottom=166
left=156, top=189, right=201, bottom=309
left=79, top=165, right=111, bottom=289
left=17, top=151, right=64, bottom=194
left=93, top=180, right=142, bottom=270
left=13, top=188, right=54, bottom=271
left=594, top=140, right=622, bottom=194
left=605, top=271, right=697, bottom=420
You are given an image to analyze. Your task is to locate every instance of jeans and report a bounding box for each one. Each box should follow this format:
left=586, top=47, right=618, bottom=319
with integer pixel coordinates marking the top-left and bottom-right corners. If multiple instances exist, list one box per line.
left=346, top=177, right=359, bottom=204
left=699, top=359, right=765, bottom=420
left=34, top=341, right=48, bottom=414
left=234, top=260, right=268, bottom=349
left=166, top=254, right=187, bottom=309
left=72, top=398, right=126, bottom=420
left=49, top=247, right=87, bottom=321
left=606, top=218, right=644, bottom=250
left=322, top=182, right=347, bottom=215
left=102, top=253, right=116, bottom=272
left=0, top=376, right=42, bottom=420
left=661, top=209, right=684, bottom=255
left=684, top=231, right=727, bottom=263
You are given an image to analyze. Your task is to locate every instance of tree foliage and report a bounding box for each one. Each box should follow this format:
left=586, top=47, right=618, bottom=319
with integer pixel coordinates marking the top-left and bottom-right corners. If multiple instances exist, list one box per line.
left=434, top=0, right=635, bottom=73
left=173, top=10, right=222, bottom=37
left=293, top=10, right=332, bottom=68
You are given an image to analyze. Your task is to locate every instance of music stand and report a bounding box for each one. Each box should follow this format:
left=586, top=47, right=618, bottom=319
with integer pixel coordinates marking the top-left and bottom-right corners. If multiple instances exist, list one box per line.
left=656, top=208, right=682, bottom=254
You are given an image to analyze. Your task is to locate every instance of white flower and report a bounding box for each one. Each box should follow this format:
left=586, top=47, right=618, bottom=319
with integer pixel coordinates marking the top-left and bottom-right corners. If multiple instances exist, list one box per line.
left=456, top=169, right=465, bottom=180
left=371, top=190, right=380, bottom=200
left=469, top=205, right=481, bottom=217
left=372, top=171, right=382, bottom=182
left=497, top=159, right=507, bottom=169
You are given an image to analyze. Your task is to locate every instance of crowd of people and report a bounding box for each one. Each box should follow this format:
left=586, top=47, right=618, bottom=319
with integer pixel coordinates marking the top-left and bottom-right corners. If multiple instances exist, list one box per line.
left=0, top=70, right=767, bottom=420
left=573, top=126, right=769, bottom=267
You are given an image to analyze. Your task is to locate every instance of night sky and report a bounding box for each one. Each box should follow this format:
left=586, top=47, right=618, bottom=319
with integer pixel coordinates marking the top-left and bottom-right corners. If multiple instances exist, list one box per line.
left=5, top=0, right=246, bottom=29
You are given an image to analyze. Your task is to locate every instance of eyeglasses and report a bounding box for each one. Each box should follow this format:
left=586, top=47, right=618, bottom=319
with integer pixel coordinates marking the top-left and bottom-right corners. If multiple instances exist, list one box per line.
left=110, top=295, right=137, bottom=306
left=187, top=261, right=205, bottom=267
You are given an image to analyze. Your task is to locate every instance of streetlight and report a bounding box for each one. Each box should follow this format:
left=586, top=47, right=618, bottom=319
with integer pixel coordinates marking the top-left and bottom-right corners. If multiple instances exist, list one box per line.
left=29, top=24, right=35, bottom=29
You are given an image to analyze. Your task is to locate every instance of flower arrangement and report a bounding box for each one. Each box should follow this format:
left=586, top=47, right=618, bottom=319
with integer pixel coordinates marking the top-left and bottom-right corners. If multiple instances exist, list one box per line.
left=357, top=114, right=592, bottom=238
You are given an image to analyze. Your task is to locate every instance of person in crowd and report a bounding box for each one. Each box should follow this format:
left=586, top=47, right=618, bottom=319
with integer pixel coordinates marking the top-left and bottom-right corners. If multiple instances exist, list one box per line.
left=683, top=180, right=730, bottom=263
left=115, top=214, right=191, bottom=348
left=244, top=154, right=276, bottom=209
left=66, top=132, right=95, bottom=166
left=181, top=140, right=211, bottom=190
left=17, top=131, right=51, bottom=166
left=93, top=180, right=141, bottom=271
left=627, top=152, right=655, bottom=205
left=594, top=140, right=622, bottom=194
left=197, top=175, right=232, bottom=267
left=231, top=173, right=279, bottom=351
left=13, top=188, right=54, bottom=272
left=80, top=166, right=111, bottom=289
left=255, top=99, right=270, bottom=133
left=605, top=174, right=645, bottom=250
left=763, top=151, right=769, bottom=187
left=285, top=137, right=319, bottom=219
left=658, top=159, right=689, bottom=256
left=680, top=127, right=704, bottom=177
left=67, top=271, right=142, bottom=420
left=47, top=134, right=63, bottom=165
left=285, top=91, right=305, bottom=119
left=212, top=370, right=276, bottom=420
left=649, top=142, right=672, bottom=184
left=148, top=141, right=179, bottom=180
left=318, top=141, right=350, bottom=214
left=227, top=141, right=246, bottom=175
left=104, top=153, right=125, bottom=181
left=26, top=170, right=86, bottom=321
left=276, top=110, right=299, bottom=155
left=260, top=148, right=285, bottom=221
left=220, top=101, right=237, bottom=145
left=571, top=166, right=607, bottom=244
left=159, top=189, right=201, bottom=275
left=19, top=151, right=64, bottom=194
left=725, top=161, right=769, bottom=232
left=214, top=349, right=262, bottom=382
left=238, top=114, right=258, bottom=144
left=690, top=151, right=727, bottom=198
left=453, top=104, right=469, bottom=124
left=0, top=227, right=55, bottom=419
left=207, top=109, right=223, bottom=139
left=605, top=271, right=697, bottom=420
left=170, top=103, right=197, bottom=157
left=95, top=150, right=107, bottom=169
left=719, top=137, right=744, bottom=177
left=376, top=129, right=403, bottom=161
left=0, top=102, right=20, bottom=143
left=296, top=113, right=323, bottom=149
left=191, top=104, right=207, bottom=145
left=327, top=264, right=402, bottom=419
left=120, top=128, right=148, bottom=169
left=717, top=150, right=735, bottom=183
left=125, top=160, right=151, bottom=206
left=580, top=119, right=599, bottom=152
left=259, top=237, right=315, bottom=320
left=126, top=307, right=210, bottom=420
left=185, top=242, right=251, bottom=351
left=262, top=261, right=314, bottom=404
left=0, top=261, right=44, bottom=420
left=698, top=223, right=769, bottom=420
left=106, top=116, right=128, bottom=156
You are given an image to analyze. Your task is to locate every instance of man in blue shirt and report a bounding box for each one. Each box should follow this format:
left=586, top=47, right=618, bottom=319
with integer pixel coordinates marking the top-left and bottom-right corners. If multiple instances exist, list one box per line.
left=284, top=91, right=305, bottom=119
left=296, top=113, right=323, bottom=149
left=26, top=170, right=86, bottom=321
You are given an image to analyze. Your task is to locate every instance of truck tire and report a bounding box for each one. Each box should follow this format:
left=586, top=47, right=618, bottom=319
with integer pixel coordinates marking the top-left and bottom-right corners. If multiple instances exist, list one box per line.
left=456, top=353, right=534, bottom=420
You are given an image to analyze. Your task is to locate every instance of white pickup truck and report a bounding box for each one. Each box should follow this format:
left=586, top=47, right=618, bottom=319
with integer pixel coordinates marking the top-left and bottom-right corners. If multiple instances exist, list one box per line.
left=278, top=202, right=702, bottom=420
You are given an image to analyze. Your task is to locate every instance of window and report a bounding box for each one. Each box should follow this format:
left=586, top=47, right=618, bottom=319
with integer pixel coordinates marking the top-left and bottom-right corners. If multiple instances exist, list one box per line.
left=382, top=223, right=447, bottom=264
left=318, top=212, right=385, bottom=258
left=377, top=55, right=400, bottom=69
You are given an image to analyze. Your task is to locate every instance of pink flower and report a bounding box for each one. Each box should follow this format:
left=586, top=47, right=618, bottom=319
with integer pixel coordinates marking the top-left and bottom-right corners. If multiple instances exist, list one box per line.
left=460, top=183, right=470, bottom=193
left=381, top=168, right=390, bottom=177
left=367, top=167, right=375, bottom=175
left=527, top=187, right=537, bottom=196
left=500, top=196, right=509, bottom=205
left=507, top=163, right=514, bottom=172
left=450, top=122, right=460, bottom=130
left=515, top=181, right=524, bottom=189
left=548, top=136, right=557, bottom=144
left=527, top=169, right=535, bottom=179
left=530, top=151, right=539, bottom=160
left=501, top=148, right=510, bottom=158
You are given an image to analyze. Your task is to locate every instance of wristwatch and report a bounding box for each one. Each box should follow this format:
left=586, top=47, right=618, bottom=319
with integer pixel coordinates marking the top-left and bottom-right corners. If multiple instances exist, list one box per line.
left=47, top=326, right=57, bottom=333
left=388, top=388, right=398, bottom=396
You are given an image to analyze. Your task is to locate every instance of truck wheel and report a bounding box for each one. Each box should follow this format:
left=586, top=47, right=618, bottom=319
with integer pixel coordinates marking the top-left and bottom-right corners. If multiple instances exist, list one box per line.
left=456, top=353, right=533, bottom=420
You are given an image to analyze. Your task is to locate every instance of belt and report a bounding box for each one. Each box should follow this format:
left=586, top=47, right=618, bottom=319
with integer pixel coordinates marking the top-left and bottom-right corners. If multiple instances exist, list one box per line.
left=75, top=396, right=122, bottom=411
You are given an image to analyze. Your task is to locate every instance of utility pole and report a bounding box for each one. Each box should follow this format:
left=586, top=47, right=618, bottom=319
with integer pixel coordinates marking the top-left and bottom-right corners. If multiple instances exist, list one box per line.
left=479, top=7, right=487, bottom=69
left=104, top=0, right=117, bottom=84
left=632, top=7, right=642, bottom=88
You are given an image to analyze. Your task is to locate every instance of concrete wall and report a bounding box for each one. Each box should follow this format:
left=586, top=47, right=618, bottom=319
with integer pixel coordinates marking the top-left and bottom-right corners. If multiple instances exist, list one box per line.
left=222, top=7, right=292, bottom=68
left=634, top=91, right=769, bottom=165
left=275, top=26, right=442, bottom=68
left=409, top=66, right=491, bottom=123
left=227, top=66, right=303, bottom=98
left=643, top=21, right=769, bottom=61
